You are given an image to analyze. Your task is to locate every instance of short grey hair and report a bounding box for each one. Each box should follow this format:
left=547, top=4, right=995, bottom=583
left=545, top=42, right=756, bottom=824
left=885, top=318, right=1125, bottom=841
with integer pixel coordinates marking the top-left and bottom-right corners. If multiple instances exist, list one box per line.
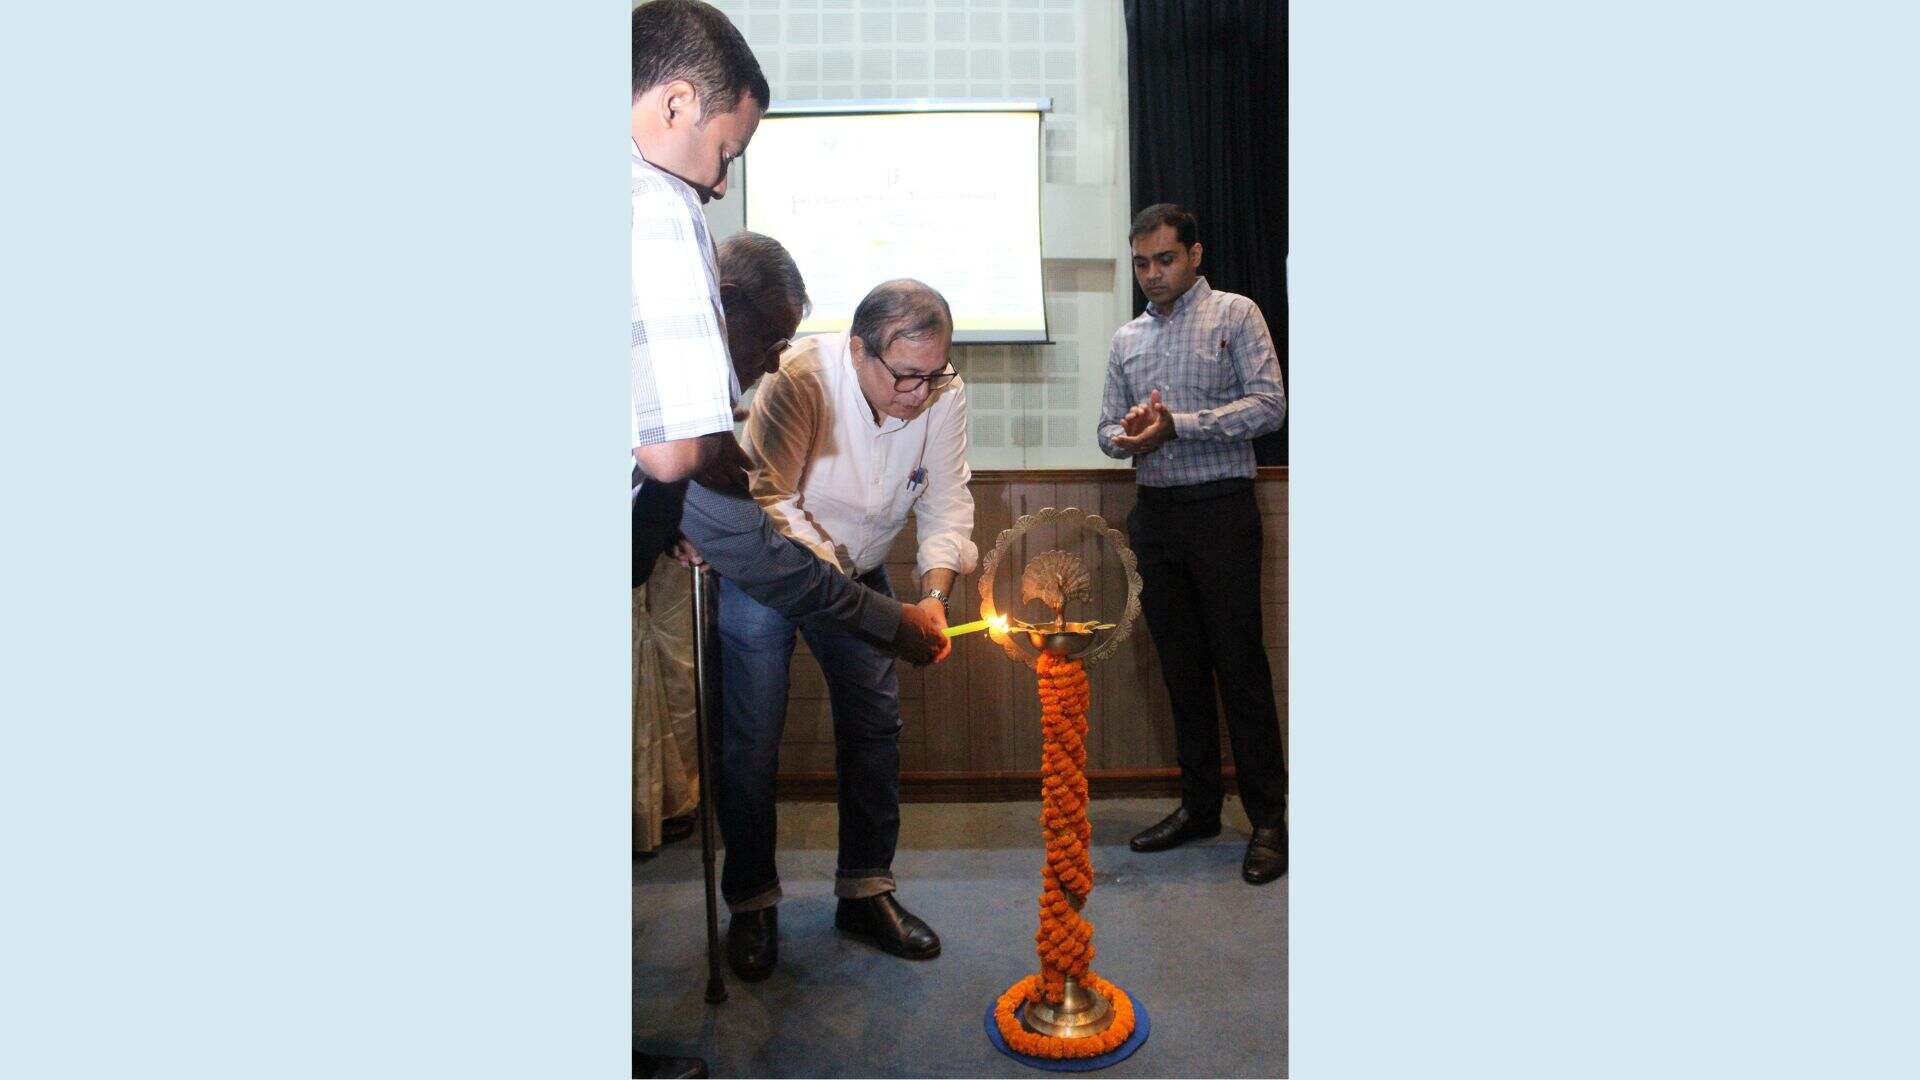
left=848, top=278, right=953, bottom=357
left=716, top=231, right=810, bottom=322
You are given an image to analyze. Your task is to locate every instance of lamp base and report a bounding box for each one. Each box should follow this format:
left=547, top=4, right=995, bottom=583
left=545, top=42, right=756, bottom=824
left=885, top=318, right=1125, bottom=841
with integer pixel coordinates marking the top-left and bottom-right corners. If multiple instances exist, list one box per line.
left=1021, top=977, right=1114, bottom=1038
left=984, top=988, right=1151, bottom=1072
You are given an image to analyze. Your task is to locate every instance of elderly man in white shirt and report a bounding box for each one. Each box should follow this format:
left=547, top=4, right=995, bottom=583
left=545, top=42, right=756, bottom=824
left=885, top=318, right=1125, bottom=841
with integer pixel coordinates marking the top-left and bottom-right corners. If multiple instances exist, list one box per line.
left=715, top=278, right=977, bottom=982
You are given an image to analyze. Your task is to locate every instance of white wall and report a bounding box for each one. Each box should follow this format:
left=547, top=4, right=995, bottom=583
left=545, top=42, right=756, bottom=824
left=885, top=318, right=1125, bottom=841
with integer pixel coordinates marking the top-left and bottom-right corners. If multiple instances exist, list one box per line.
left=705, top=0, right=1132, bottom=469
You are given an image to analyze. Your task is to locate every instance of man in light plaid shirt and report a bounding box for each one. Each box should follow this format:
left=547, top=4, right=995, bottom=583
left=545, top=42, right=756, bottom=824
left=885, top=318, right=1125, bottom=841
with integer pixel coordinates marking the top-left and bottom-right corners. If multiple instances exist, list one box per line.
left=630, top=5, right=942, bottom=1078
left=1098, top=203, right=1290, bottom=886
left=629, top=0, right=755, bottom=473
left=627, top=0, right=939, bottom=669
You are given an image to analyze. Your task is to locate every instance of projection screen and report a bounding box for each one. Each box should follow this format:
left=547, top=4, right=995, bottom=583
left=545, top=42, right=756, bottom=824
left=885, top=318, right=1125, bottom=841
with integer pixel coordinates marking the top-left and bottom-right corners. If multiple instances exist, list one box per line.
left=742, top=102, right=1048, bottom=345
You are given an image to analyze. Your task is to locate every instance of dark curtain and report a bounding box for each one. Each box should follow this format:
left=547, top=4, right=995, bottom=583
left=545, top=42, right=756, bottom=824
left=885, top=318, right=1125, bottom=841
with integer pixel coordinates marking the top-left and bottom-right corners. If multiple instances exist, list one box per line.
left=1126, top=0, right=1287, bottom=464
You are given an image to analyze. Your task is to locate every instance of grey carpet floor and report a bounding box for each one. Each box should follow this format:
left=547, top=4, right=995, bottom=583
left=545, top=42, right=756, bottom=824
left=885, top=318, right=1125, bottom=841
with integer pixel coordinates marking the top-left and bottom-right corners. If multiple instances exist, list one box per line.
left=634, top=797, right=1286, bottom=1078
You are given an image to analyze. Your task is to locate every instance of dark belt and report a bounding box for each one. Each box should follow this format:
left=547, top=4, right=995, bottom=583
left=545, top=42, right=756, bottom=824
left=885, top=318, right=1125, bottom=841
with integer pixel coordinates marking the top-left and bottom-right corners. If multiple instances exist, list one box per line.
left=1135, top=477, right=1253, bottom=505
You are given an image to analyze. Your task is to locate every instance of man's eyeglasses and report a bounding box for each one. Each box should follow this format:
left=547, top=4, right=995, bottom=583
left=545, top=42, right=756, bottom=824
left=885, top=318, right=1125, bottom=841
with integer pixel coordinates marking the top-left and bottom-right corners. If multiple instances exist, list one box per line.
left=873, top=350, right=957, bottom=393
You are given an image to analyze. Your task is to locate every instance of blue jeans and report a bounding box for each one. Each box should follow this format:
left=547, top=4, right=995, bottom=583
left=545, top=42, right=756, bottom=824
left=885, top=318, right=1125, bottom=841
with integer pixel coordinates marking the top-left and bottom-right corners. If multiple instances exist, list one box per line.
left=715, top=568, right=903, bottom=912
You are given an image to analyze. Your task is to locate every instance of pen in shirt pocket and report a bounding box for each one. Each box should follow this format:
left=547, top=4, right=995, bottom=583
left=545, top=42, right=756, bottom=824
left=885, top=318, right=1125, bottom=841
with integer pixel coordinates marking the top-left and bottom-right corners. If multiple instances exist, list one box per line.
left=907, top=467, right=927, bottom=491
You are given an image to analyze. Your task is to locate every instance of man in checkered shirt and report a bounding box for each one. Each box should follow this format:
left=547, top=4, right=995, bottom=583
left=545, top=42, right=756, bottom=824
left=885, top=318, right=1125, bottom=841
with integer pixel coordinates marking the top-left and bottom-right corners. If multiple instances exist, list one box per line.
left=629, top=0, right=757, bottom=476
left=630, top=9, right=944, bottom=1077
left=628, top=1, right=942, bottom=668
left=1097, top=202, right=1290, bottom=886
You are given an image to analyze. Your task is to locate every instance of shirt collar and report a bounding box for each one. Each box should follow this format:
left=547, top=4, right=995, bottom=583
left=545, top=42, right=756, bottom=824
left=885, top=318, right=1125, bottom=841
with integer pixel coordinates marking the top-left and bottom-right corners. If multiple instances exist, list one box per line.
left=632, top=140, right=700, bottom=203
left=1148, top=276, right=1212, bottom=320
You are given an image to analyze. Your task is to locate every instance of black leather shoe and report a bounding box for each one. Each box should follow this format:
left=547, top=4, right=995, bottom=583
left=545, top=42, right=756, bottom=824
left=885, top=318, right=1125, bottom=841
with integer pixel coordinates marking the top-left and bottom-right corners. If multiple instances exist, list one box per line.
left=725, top=907, right=777, bottom=981
left=1243, top=825, right=1288, bottom=884
left=1129, top=805, right=1223, bottom=852
left=835, top=893, right=940, bottom=959
left=633, top=1051, right=709, bottom=1079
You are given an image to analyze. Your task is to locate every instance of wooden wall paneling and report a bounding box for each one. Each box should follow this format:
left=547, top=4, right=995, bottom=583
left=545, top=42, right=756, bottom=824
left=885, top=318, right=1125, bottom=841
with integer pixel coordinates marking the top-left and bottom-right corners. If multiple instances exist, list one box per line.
left=1253, top=473, right=1287, bottom=514
left=896, top=701, right=929, bottom=772
left=1258, top=475, right=1288, bottom=620
left=1264, top=604, right=1288, bottom=682
left=1262, top=476, right=1288, bottom=754
left=963, top=480, right=1017, bottom=773
left=977, top=479, right=1027, bottom=774
left=914, top=589, right=968, bottom=773
left=913, top=480, right=996, bottom=774
left=770, top=471, right=1287, bottom=797
left=1078, top=477, right=1125, bottom=770
left=906, top=489, right=969, bottom=773
left=1096, top=478, right=1179, bottom=769
left=1086, top=482, right=1125, bottom=771
left=1051, top=478, right=1104, bottom=765
left=1091, top=478, right=1129, bottom=771
left=1122, top=664, right=1178, bottom=767
left=1260, top=519, right=1288, bottom=608
left=999, top=480, right=1063, bottom=773
left=1266, top=637, right=1288, bottom=754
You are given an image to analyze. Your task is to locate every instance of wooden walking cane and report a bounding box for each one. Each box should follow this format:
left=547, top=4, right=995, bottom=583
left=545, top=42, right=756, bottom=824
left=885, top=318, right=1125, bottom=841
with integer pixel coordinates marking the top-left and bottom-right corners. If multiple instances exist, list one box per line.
left=689, top=564, right=727, bottom=1004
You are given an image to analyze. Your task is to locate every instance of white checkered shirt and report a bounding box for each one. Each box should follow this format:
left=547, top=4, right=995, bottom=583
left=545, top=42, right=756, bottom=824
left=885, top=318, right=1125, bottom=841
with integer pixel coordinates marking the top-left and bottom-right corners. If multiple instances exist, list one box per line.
left=631, top=143, right=739, bottom=451
left=1097, top=278, right=1286, bottom=487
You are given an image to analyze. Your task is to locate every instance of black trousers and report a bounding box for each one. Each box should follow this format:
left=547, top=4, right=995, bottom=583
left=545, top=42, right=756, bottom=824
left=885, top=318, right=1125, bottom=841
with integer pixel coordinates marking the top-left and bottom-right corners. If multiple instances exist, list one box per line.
left=1128, top=480, right=1288, bottom=829
left=632, top=478, right=687, bottom=588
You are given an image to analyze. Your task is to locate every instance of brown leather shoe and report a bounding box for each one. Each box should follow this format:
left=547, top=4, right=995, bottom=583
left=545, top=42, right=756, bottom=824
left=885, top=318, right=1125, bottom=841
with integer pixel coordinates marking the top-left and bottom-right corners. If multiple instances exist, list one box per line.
left=725, top=906, right=777, bottom=981
left=1242, top=825, right=1288, bottom=884
left=1128, top=805, right=1223, bottom=852
left=835, top=893, right=940, bottom=959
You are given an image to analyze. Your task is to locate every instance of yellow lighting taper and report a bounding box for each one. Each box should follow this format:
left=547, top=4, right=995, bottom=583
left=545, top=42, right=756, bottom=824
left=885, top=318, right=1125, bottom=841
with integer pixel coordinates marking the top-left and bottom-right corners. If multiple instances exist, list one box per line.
left=943, top=614, right=1008, bottom=638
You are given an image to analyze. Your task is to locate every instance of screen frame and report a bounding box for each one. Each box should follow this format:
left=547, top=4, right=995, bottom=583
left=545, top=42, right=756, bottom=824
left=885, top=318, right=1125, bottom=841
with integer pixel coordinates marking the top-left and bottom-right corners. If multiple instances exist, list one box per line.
left=741, top=98, right=1053, bottom=347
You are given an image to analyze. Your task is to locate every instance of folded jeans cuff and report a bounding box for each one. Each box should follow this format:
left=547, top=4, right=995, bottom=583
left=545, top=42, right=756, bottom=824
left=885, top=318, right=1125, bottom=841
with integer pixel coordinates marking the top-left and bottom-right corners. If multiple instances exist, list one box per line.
left=833, top=872, right=897, bottom=900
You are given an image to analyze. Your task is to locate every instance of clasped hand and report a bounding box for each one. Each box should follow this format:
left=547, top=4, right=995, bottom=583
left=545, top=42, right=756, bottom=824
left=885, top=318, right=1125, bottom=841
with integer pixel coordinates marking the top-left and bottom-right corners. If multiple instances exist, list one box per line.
left=1110, top=388, right=1173, bottom=454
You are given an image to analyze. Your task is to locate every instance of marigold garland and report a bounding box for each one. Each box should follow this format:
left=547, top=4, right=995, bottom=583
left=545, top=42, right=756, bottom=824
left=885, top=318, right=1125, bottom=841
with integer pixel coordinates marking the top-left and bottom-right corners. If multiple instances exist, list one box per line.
left=994, top=972, right=1137, bottom=1059
left=993, top=653, right=1138, bottom=1059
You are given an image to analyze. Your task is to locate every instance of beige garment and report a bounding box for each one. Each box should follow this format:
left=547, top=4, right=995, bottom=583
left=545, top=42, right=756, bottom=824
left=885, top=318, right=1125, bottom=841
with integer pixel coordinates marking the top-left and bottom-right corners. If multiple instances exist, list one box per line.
left=633, top=555, right=701, bottom=853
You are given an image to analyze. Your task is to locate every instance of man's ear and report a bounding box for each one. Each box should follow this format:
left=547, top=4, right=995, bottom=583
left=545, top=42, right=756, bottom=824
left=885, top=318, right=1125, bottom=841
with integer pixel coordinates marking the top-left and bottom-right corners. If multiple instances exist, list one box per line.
left=1190, top=241, right=1204, bottom=269
left=660, top=79, right=701, bottom=128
